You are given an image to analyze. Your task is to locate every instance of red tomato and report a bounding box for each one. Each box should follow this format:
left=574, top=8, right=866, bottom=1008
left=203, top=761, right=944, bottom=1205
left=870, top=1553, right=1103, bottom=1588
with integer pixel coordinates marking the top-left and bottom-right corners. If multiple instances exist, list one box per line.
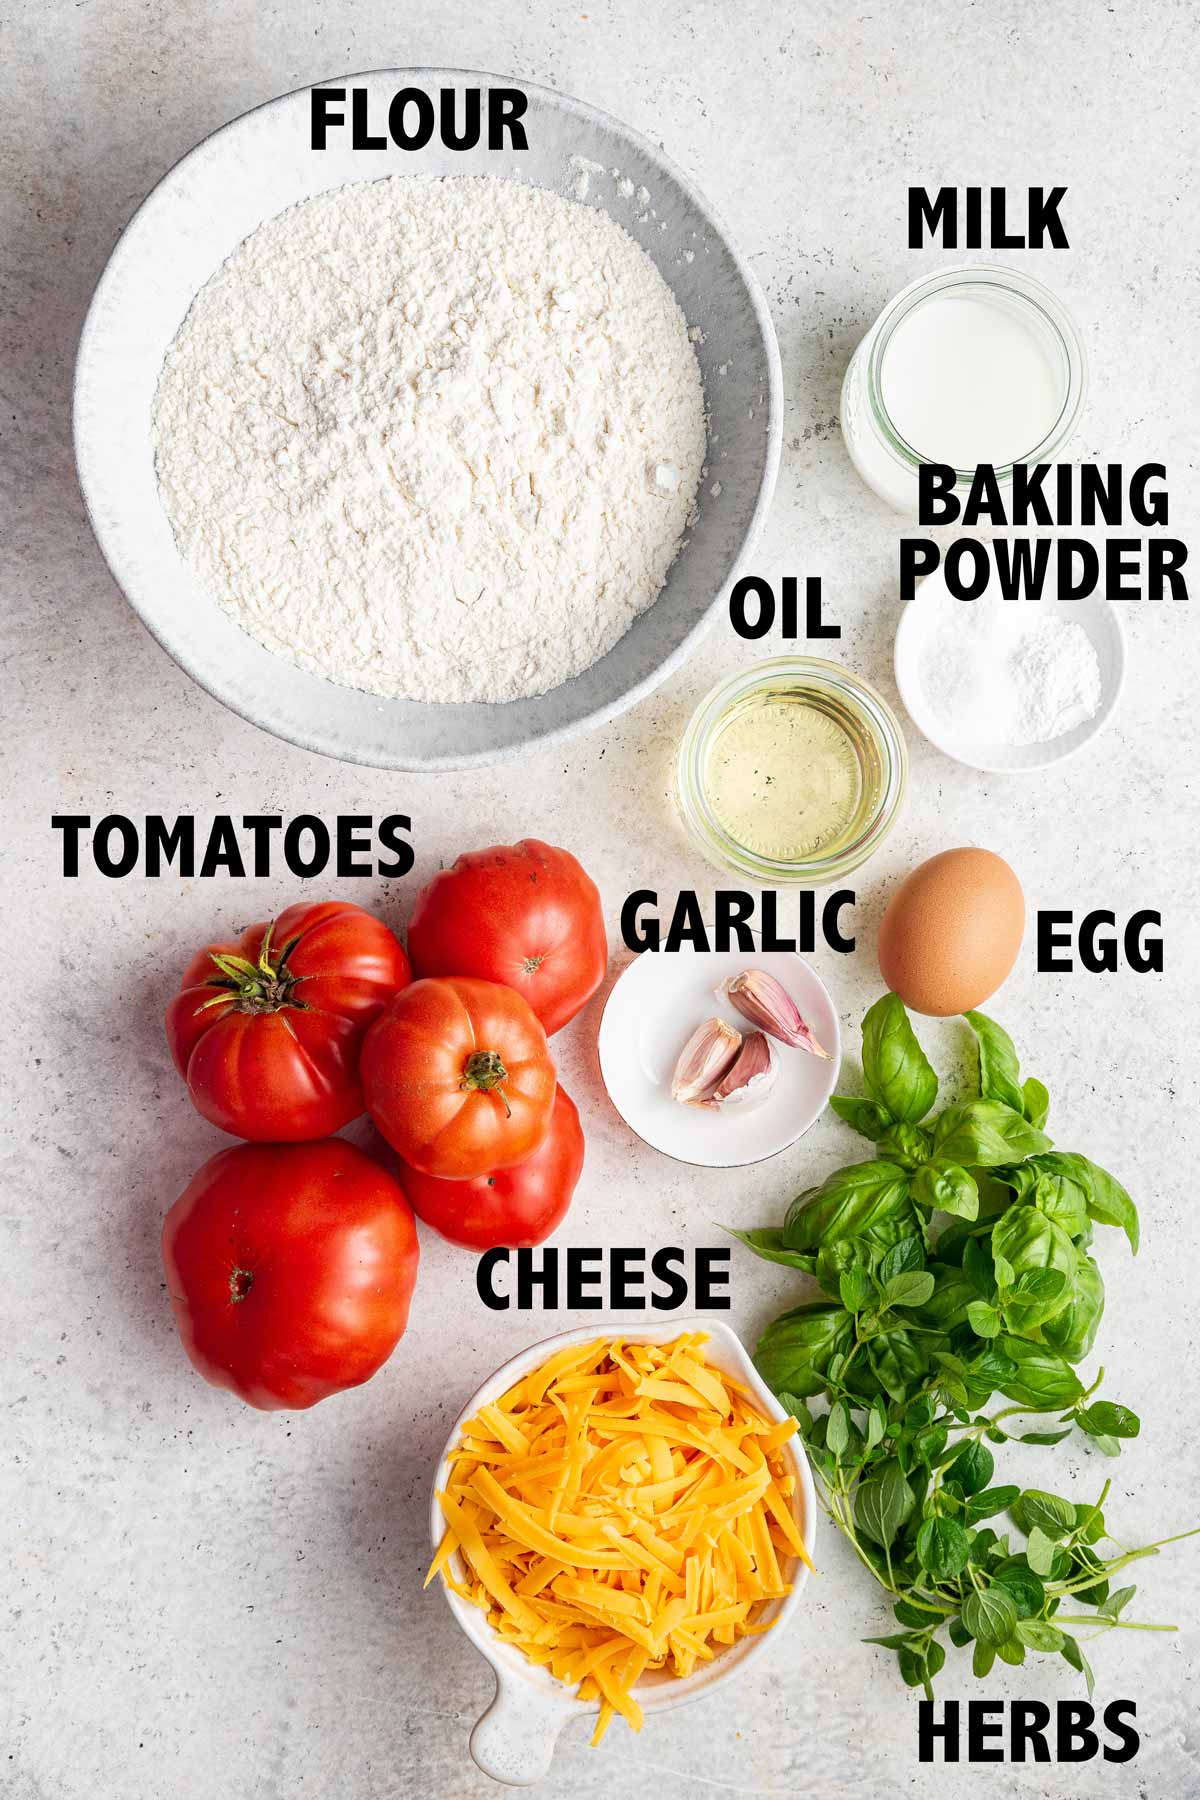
left=361, top=976, right=555, bottom=1179
left=400, top=1085, right=584, bottom=1249
left=166, top=900, right=410, bottom=1142
left=406, top=839, right=607, bottom=1035
left=161, top=1139, right=419, bottom=1411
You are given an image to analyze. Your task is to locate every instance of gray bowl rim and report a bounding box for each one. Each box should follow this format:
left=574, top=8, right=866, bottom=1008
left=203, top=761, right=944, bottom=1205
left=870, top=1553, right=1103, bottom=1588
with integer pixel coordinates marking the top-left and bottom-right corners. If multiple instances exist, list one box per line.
left=72, top=65, right=784, bottom=772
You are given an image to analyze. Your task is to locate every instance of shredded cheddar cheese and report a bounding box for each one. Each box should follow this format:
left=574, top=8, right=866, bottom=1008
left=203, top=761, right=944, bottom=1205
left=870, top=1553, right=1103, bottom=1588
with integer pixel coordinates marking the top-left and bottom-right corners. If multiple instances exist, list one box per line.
left=426, top=1334, right=811, bottom=1744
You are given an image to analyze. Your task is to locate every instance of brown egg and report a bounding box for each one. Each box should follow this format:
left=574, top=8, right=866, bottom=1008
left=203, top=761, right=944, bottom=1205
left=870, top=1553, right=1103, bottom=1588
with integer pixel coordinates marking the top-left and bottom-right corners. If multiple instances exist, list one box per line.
left=877, top=848, right=1024, bottom=1017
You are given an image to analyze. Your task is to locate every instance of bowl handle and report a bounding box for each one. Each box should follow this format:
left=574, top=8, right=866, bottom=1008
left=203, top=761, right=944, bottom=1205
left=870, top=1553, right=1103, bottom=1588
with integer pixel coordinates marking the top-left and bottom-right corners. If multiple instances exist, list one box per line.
left=470, top=1667, right=570, bottom=1786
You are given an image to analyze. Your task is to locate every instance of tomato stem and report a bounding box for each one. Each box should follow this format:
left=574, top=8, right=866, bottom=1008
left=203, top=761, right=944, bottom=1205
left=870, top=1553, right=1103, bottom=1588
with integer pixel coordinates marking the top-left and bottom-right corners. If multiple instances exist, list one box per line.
left=461, top=1050, right=512, bottom=1118
left=229, top=1266, right=254, bottom=1303
left=204, top=929, right=306, bottom=1015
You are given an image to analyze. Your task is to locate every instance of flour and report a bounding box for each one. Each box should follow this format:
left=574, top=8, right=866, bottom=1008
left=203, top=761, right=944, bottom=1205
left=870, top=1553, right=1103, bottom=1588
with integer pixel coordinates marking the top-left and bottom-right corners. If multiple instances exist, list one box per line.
left=915, top=591, right=1104, bottom=747
left=152, top=175, right=706, bottom=704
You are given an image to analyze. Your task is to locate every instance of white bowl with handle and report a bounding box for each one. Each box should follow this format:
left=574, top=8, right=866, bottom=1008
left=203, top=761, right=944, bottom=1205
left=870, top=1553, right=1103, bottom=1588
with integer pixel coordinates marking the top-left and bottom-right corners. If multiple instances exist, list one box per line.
left=428, top=1316, right=816, bottom=1786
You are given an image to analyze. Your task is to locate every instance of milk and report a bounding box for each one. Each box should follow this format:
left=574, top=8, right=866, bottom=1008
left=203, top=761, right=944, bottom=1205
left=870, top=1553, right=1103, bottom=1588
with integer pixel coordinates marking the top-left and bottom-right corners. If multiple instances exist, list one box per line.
left=880, top=288, right=1066, bottom=469
left=839, top=266, right=1085, bottom=515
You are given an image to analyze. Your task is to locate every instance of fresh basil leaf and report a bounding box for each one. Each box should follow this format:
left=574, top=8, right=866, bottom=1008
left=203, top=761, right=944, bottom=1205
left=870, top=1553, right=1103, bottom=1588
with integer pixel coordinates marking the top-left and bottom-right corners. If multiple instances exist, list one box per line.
left=1017, top=1427, right=1073, bottom=1446
left=830, top=1093, right=894, bottom=1141
left=883, top=1270, right=936, bottom=1309
left=914, top=1266, right=977, bottom=1333
left=942, top=1440, right=994, bottom=1496
left=965, top=1485, right=1022, bottom=1523
left=867, top=1328, right=930, bottom=1403
left=1041, top=1256, right=1105, bottom=1363
left=1016, top=1618, right=1065, bottom=1653
left=964, top=1010, right=1026, bottom=1115
left=932, top=1220, right=973, bottom=1266
left=865, top=1404, right=887, bottom=1451
left=990, top=1560, right=1046, bottom=1618
left=723, top=1225, right=816, bottom=1272
left=916, top=1516, right=971, bottom=1581
left=1012, top=1489, right=1077, bottom=1539
left=991, top=1208, right=1078, bottom=1327
left=784, top=1162, right=918, bottom=1255
left=754, top=1304, right=855, bottom=1400
left=997, top=1634, right=1027, bottom=1666
left=1060, top=1632, right=1095, bottom=1698
left=948, top=1615, right=973, bottom=1649
left=1028, top=1152, right=1139, bottom=1255
left=878, top=1236, right=925, bottom=1284
left=1031, top=1175, right=1090, bottom=1239
left=962, top=1235, right=996, bottom=1297
left=972, top=1641, right=996, bottom=1678
left=1075, top=1400, right=1140, bottom=1440
left=996, top=1338, right=1085, bottom=1409
left=839, top=1266, right=875, bottom=1313
left=1022, top=1076, right=1051, bottom=1130
left=933, top=1099, right=1052, bottom=1168
left=814, top=1235, right=872, bottom=1299
left=961, top=1585, right=1018, bottom=1649
left=914, top=1161, right=980, bottom=1221
left=969, top=1348, right=1018, bottom=1383
left=854, top=1462, right=915, bottom=1547
left=878, top=1122, right=935, bottom=1169
left=861, top=994, right=938, bottom=1123
left=863, top=1631, right=918, bottom=1650
left=1003, top=1269, right=1069, bottom=1328
left=1077, top=1156, right=1139, bottom=1255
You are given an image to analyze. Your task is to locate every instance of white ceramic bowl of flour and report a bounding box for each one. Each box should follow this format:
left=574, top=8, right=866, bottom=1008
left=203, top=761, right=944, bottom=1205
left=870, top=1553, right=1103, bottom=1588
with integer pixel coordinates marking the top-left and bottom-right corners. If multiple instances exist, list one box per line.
left=73, top=68, right=781, bottom=770
left=894, top=544, right=1126, bottom=773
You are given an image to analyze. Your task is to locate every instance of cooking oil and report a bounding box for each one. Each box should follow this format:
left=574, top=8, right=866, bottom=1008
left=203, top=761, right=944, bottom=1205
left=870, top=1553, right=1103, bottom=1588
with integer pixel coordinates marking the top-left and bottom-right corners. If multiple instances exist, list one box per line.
left=701, top=677, right=889, bottom=864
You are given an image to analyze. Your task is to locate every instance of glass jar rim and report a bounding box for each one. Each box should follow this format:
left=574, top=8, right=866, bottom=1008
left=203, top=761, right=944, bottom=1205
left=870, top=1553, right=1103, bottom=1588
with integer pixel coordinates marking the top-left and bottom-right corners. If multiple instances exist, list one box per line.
left=865, top=263, right=1088, bottom=483
left=675, top=655, right=908, bottom=884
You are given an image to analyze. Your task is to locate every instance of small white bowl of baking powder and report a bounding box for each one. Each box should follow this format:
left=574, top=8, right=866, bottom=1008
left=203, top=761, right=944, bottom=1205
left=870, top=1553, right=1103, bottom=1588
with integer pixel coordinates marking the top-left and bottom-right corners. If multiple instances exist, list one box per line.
left=894, top=543, right=1125, bottom=774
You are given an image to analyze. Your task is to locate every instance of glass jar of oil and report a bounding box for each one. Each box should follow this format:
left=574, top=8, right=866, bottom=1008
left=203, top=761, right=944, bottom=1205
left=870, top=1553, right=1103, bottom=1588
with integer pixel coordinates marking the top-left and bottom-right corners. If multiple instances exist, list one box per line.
left=674, top=657, right=907, bottom=883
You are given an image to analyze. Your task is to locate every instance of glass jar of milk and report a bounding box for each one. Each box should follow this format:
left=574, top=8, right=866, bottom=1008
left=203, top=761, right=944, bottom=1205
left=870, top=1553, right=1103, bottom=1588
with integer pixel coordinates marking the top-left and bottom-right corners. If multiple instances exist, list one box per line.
left=840, top=264, right=1087, bottom=515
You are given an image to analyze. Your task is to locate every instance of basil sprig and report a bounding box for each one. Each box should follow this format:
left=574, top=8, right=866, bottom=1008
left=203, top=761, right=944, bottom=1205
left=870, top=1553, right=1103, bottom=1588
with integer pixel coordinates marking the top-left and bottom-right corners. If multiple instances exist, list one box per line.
left=729, top=998, right=1196, bottom=1698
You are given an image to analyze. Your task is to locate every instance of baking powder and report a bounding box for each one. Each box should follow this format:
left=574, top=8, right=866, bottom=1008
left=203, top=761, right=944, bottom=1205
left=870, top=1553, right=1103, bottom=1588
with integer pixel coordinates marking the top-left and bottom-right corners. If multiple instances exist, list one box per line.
left=915, top=591, right=1104, bottom=747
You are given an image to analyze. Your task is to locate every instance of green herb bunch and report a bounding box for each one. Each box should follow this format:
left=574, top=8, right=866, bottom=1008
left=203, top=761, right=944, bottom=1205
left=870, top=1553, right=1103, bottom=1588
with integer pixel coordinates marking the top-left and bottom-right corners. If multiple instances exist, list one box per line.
left=729, top=995, right=1195, bottom=1696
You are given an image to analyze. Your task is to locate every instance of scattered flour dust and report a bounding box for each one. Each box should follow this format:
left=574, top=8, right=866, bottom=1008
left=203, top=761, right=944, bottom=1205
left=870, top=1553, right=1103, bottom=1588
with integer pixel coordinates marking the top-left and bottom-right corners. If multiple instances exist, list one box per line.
left=153, top=174, right=706, bottom=704
left=915, top=587, right=1103, bottom=747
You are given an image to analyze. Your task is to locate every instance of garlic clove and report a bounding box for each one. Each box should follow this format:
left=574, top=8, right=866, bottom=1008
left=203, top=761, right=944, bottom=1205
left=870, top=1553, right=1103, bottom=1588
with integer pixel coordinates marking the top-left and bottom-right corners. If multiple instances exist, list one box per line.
left=698, top=1031, right=778, bottom=1110
left=719, top=969, right=832, bottom=1059
left=670, top=1017, right=742, bottom=1105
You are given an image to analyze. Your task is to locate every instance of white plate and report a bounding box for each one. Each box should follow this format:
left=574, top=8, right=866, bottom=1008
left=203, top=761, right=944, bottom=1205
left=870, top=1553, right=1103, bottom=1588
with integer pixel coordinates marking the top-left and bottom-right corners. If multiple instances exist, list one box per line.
left=894, top=545, right=1126, bottom=773
left=597, top=942, right=841, bottom=1167
left=73, top=67, right=782, bottom=771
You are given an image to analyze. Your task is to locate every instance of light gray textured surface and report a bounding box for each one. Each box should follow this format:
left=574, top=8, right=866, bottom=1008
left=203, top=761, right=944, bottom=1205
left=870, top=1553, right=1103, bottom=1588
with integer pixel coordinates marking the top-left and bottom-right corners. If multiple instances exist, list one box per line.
left=3, top=3, right=1198, bottom=1797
